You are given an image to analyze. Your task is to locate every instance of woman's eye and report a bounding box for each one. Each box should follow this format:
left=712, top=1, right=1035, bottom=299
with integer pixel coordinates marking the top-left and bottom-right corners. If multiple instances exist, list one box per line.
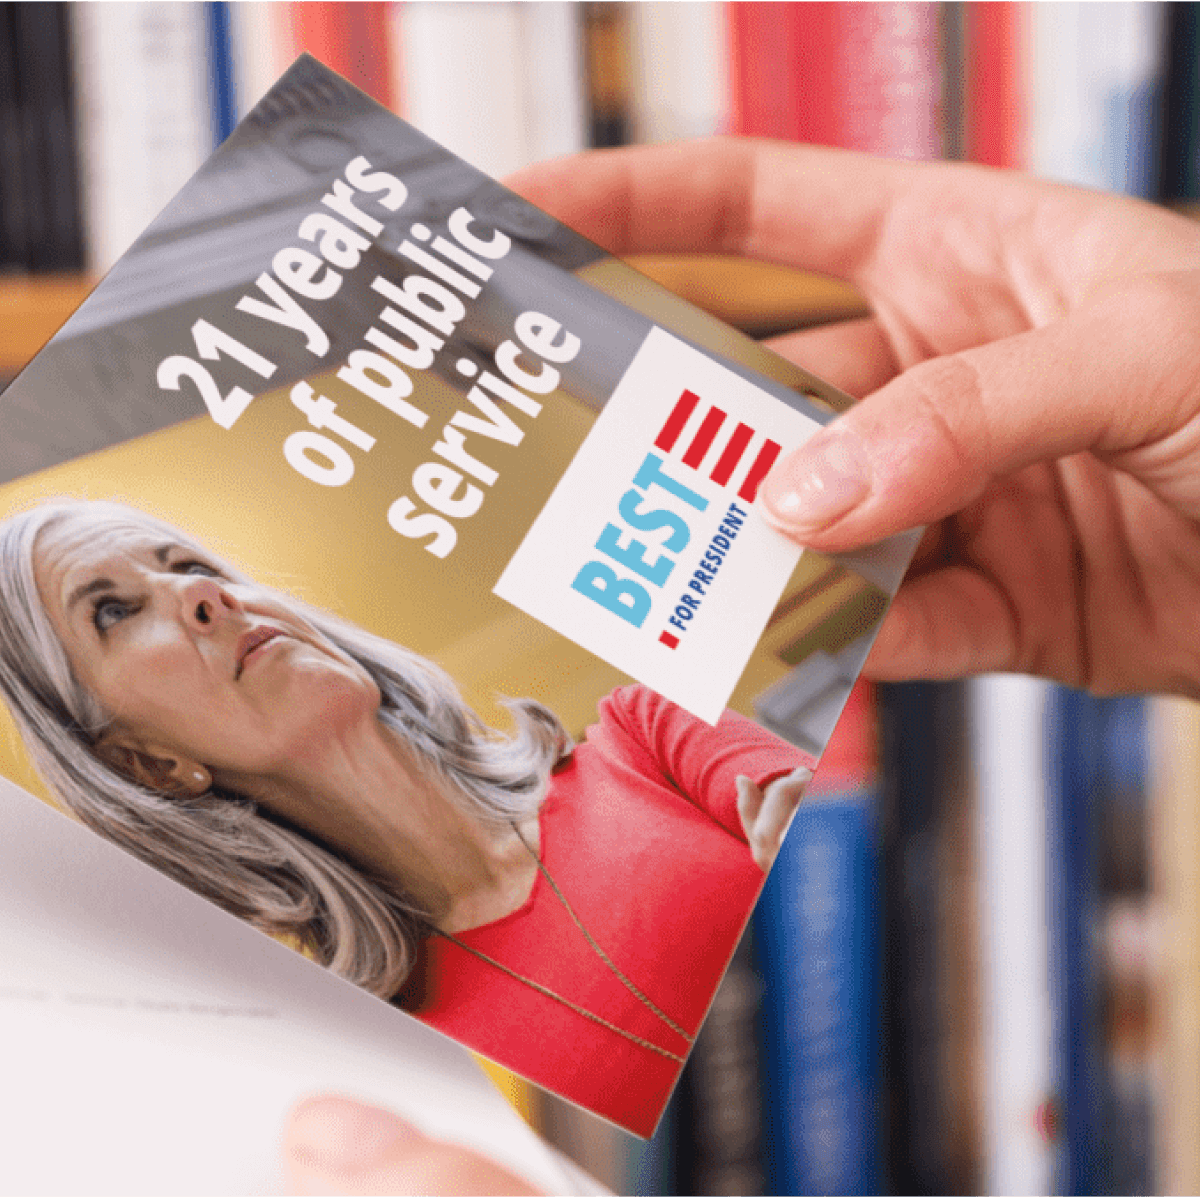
left=92, top=597, right=136, bottom=633
left=174, top=559, right=220, bottom=578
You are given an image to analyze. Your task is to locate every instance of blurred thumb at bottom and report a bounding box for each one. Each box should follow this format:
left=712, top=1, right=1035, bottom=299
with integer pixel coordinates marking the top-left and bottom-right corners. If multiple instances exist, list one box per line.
left=283, top=1094, right=541, bottom=1196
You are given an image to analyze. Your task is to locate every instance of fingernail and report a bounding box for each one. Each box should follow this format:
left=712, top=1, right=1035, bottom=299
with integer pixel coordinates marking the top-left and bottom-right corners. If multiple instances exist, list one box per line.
left=760, top=426, right=872, bottom=533
left=288, top=1096, right=420, bottom=1177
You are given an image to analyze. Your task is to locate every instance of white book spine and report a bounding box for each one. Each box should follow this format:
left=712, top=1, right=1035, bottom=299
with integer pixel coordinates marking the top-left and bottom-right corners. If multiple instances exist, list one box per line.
left=394, top=2, right=530, bottom=179
left=518, top=2, right=587, bottom=162
left=1149, top=697, right=1200, bottom=1195
left=629, top=2, right=729, bottom=144
left=971, top=674, right=1055, bottom=1196
left=1029, top=0, right=1167, bottom=195
left=71, top=2, right=211, bottom=275
left=227, top=0, right=292, bottom=121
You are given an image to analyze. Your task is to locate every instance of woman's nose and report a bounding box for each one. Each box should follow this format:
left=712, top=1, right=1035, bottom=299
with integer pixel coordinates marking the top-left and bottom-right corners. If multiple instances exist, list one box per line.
left=178, top=576, right=242, bottom=630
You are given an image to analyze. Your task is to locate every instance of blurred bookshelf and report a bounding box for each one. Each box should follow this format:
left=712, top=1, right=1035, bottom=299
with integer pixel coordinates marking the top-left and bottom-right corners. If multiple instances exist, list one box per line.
left=2, top=1, right=1199, bottom=1196
left=0, top=261, right=863, bottom=383
left=0, top=273, right=93, bottom=378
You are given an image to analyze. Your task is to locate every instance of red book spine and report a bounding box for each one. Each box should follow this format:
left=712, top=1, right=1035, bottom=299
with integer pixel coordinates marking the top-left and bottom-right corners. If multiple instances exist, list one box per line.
left=963, top=2, right=1028, bottom=169
left=792, top=2, right=945, bottom=158
left=289, top=2, right=395, bottom=110
left=784, top=2, right=843, bottom=148
left=727, top=2, right=803, bottom=140
left=340, top=1, right=395, bottom=111
left=811, top=679, right=878, bottom=795
left=729, top=3, right=945, bottom=157
left=289, top=3, right=340, bottom=70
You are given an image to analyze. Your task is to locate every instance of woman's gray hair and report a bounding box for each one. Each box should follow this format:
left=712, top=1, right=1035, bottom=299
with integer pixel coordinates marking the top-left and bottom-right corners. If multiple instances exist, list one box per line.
left=0, top=499, right=571, bottom=998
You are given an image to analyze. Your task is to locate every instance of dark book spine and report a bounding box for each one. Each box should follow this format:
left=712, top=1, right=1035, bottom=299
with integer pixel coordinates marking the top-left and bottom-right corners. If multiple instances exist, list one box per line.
left=877, top=680, right=980, bottom=1194
left=1046, top=692, right=1155, bottom=1195
left=673, top=930, right=765, bottom=1196
left=0, top=3, right=28, bottom=271
left=1046, top=688, right=1108, bottom=1195
left=14, top=2, right=83, bottom=272
left=581, top=3, right=631, bottom=149
left=1095, top=696, right=1154, bottom=1195
left=1159, top=2, right=1200, bottom=201
left=13, top=1, right=49, bottom=270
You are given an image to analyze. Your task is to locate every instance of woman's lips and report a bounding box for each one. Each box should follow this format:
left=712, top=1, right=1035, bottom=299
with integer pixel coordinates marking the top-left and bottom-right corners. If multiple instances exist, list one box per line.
left=235, top=627, right=287, bottom=679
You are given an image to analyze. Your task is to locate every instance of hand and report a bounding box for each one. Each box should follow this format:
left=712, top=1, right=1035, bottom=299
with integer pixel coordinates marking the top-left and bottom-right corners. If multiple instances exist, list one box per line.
left=736, top=767, right=812, bottom=871
left=508, top=141, right=1200, bottom=698
left=282, top=1094, right=540, bottom=1195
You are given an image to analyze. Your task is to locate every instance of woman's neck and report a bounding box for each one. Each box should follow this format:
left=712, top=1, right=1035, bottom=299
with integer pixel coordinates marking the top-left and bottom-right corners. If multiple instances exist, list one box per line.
left=237, top=717, right=541, bottom=931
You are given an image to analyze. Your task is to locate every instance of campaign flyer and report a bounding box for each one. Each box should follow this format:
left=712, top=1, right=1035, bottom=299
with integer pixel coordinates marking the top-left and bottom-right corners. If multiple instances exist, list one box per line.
left=0, top=56, right=917, bottom=1136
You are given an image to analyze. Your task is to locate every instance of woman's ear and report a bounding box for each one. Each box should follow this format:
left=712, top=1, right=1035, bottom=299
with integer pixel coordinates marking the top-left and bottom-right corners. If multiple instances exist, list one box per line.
left=95, top=734, right=211, bottom=797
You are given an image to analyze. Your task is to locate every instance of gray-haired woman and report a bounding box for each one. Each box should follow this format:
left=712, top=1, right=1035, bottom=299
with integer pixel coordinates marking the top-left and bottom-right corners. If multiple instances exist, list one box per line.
left=0, top=498, right=809, bottom=1133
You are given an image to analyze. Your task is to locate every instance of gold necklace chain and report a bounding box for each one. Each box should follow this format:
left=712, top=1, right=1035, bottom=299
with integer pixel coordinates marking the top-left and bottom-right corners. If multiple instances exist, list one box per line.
left=434, top=825, right=695, bottom=1065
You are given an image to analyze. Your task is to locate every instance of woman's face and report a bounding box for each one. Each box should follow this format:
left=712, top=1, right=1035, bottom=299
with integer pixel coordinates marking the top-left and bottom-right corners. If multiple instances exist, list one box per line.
left=34, top=517, right=382, bottom=790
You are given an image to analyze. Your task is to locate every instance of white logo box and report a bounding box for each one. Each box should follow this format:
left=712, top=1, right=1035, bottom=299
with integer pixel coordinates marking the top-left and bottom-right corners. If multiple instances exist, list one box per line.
left=496, top=327, right=823, bottom=725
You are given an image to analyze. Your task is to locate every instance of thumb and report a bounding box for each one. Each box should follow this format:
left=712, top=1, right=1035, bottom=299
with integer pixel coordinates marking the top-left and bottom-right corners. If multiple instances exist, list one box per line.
left=283, top=1095, right=541, bottom=1195
left=759, top=278, right=1200, bottom=548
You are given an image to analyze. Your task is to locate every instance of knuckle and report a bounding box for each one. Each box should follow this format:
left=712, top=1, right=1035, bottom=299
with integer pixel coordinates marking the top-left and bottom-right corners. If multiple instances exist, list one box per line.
left=896, top=353, right=993, bottom=483
left=1111, top=270, right=1200, bottom=326
left=1100, top=271, right=1200, bottom=364
left=1094, top=270, right=1200, bottom=430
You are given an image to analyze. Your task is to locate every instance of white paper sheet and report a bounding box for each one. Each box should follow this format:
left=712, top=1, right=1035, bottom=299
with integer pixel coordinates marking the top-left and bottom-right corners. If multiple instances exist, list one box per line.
left=0, top=775, right=597, bottom=1195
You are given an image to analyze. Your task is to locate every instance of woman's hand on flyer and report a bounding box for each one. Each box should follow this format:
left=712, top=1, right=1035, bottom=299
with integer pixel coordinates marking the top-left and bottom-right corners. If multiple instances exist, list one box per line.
left=736, top=767, right=812, bottom=872
left=282, top=1095, right=541, bottom=1196
left=508, top=141, right=1200, bottom=699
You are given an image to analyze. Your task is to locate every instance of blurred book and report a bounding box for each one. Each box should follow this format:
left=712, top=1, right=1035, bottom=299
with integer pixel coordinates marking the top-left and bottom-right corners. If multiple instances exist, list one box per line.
left=0, top=2, right=82, bottom=274
left=971, top=675, right=1055, bottom=1196
left=1149, top=697, right=1200, bottom=1196
left=730, top=1, right=946, bottom=158
left=282, top=0, right=396, bottom=111
left=70, top=1, right=213, bottom=274
left=961, top=1, right=1030, bottom=168
left=627, top=3, right=728, bottom=145
left=754, top=680, right=884, bottom=1195
left=1161, top=1, right=1200, bottom=203
left=1029, top=1, right=1166, bottom=197
left=226, top=1, right=295, bottom=123
left=393, top=1, right=586, bottom=177
left=582, top=1, right=632, bottom=149
left=673, top=930, right=765, bottom=1196
left=877, top=680, right=980, bottom=1194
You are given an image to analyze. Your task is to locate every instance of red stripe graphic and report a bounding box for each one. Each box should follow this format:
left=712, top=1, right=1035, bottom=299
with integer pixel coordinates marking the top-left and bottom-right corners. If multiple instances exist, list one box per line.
left=659, top=631, right=679, bottom=649
left=683, top=406, right=726, bottom=467
left=710, top=422, right=754, bottom=485
left=654, top=389, right=700, bottom=452
left=737, top=439, right=782, bottom=502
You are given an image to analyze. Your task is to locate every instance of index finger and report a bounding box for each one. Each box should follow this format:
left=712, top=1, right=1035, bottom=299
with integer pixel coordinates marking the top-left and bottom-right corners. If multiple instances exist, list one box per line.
left=503, top=138, right=914, bottom=282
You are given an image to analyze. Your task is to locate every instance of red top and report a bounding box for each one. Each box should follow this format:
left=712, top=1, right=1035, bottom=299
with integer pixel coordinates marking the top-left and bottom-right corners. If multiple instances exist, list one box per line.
left=406, top=684, right=813, bottom=1137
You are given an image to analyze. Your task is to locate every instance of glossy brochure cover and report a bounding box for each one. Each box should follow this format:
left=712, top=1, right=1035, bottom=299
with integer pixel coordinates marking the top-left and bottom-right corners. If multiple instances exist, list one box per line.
left=0, top=55, right=917, bottom=1136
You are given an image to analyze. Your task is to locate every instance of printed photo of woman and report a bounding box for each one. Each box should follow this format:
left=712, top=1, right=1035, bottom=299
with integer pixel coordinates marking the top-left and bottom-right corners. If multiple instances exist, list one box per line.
left=0, top=498, right=812, bottom=1135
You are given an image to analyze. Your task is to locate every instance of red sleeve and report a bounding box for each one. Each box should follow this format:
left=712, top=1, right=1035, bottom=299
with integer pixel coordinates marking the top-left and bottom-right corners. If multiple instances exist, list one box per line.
left=597, top=684, right=817, bottom=842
